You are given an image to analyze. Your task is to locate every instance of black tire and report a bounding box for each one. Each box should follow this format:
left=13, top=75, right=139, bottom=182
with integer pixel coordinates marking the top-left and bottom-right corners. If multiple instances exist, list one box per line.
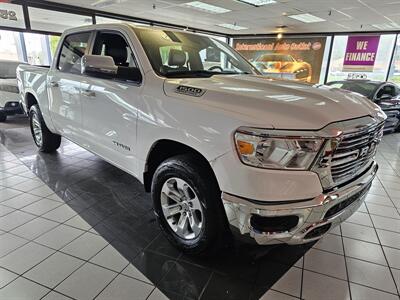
left=29, top=105, right=61, bottom=153
left=0, top=112, right=6, bottom=122
left=151, top=154, right=231, bottom=256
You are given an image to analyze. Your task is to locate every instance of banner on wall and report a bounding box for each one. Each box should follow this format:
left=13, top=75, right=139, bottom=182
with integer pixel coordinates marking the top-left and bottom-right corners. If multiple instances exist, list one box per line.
left=342, top=35, right=380, bottom=72
left=233, top=37, right=327, bottom=83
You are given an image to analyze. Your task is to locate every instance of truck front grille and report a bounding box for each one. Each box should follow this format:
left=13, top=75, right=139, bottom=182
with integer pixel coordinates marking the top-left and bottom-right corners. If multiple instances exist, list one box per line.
left=330, top=122, right=384, bottom=185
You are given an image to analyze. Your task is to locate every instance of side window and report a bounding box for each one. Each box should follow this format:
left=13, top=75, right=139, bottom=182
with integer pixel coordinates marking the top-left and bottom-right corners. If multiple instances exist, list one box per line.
left=58, top=32, right=91, bottom=74
left=92, top=32, right=136, bottom=68
left=377, top=85, right=396, bottom=98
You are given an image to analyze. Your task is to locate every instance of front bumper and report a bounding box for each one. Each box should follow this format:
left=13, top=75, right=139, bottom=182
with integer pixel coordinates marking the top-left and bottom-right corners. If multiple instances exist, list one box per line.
left=222, top=161, right=378, bottom=245
left=0, top=101, right=23, bottom=115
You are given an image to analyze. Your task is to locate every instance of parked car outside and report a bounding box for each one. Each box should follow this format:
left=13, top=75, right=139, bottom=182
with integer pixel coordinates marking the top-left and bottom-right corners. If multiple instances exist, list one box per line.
left=0, top=59, right=25, bottom=122
left=325, top=80, right=400, bottom=133
left=252, top=54, right=312, bottom=82
left=17, top=24, right=386, bottom=255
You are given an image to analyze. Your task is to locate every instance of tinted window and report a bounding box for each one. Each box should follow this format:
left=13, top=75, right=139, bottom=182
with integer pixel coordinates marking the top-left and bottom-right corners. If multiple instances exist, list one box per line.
left=92, top=32, right=136, bottom=68
left=340, top=82, right=379, bottom=98
left=376, top=85, right=398, bottom=98
left=58, top=32, right=91, bottom=74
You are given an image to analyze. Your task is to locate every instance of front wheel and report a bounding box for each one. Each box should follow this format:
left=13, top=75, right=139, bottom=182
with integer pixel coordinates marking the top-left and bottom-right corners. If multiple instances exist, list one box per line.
left=29, top=105, right=61, bottom=153
left=151, top=154, right=230, bottom=255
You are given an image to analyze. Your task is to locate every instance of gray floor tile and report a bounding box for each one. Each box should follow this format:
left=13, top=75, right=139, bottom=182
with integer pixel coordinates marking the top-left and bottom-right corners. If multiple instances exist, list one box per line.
left=0, top=242, right=54, bottom=274
left=383, top=246, right=400, bottom=269
left=147, top=288, right=169, bottom=300
left=371, top=215, right=400, bottom=233
left=345, top=211, right=374, bottom=227
left=90, top=244, right=129, bottom=272
left=21, top=198, right=63, bottom=216
left=24, top=252, right=84, bottom=288
left=41, top=291, right=73, bottom=300
left=0, top=204, right=14, bottom=217
left=61, top=232, right=108, bottom=260
left=0, top=276, right=49, bottom=300
left=365, top=194, right=395, bottom=207
left=377, top=229, right=400, bottom=249
left=42, top=204, right=78, bottom=223
left=313, top=233, right=344, bottom=254
left=270, top=267, right=301, bottom=298
left=0, top=232, right=28, bottom=257
left=391, top=268, right=400, bottom=291
left=350, top=283, right=399, bottom=300
left=346, top=257, right=397, bottom=294
left=1, top=193, right=41, bottom=209
left=341, top=222, right=379, bottom=244
left=35, top=224, right=84, bottom=250
left=64, top=215, right=92, bottom=231
left=0, top=210, right=36, bottom=231
left=302, top=270, right=350, bottom=300
left=122, top=264, right=152, bottom=284
left=0, top=267, right=18, bottom=288
left=367, top=203, right=400, bottom=219
left=11, top=217, right=59, bottom=240
left=0, top=188, right=23, bottom=202
left=95, top=274, right=153, bottom=300
left=55, top=262, right=116, bottom=300
left=304, top=248, right=347, bottom=280
left=343, top=237, right=387, bottom=265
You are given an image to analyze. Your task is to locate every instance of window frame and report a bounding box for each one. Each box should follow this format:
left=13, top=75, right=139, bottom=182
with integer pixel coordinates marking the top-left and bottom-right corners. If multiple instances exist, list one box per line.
left=89, top=29, right=143, bottom=85
left=56, top=30, right=94, bottom=75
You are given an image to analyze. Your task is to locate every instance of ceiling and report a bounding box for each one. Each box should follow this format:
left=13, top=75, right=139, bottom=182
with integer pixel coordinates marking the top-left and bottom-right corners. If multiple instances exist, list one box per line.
left=44, top=0, right=400, bottom=35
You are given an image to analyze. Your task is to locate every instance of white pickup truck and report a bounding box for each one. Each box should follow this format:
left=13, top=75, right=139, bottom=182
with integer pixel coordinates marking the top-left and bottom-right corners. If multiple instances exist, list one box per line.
left=17, top=23, right=386, bottom=255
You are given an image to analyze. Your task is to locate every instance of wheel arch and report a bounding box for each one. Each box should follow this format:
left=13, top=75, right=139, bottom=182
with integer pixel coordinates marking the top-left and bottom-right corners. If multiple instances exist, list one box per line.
left=25, top=92, right=38, bottom=111
left=143, top=139, right=220, bottom=193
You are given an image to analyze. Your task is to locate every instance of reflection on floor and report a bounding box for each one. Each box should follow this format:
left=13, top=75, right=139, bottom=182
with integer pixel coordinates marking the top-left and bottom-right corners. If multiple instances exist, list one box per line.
left=0, top=117, right=400, bottom=300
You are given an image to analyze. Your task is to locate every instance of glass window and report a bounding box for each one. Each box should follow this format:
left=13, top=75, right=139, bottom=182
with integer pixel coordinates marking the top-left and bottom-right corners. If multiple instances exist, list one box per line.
left=92, top=32, right=136, bottom=67
left=327, top=34, right=396, bottom=82
left=0, top=3, right=25, bottom=29
left=58, top=32, right=91, bottom=74
left=388, top=35, right=400, bottom=84
left=23, top=33, right=52, bottom=66
left=28, top=7, right=92, bottom=33
left=0, top=30, right=23, bottom=61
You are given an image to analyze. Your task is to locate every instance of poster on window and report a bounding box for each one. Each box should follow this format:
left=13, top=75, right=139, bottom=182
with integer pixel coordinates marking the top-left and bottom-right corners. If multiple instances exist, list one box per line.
left=342, top=35, right=380, bottom=72
left=0, top=2, right=25, bottom=29
left=233, top=37, right=327, bottom=83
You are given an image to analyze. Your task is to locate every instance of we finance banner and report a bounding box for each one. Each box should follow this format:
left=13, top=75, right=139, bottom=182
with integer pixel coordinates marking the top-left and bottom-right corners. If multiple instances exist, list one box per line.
left=343, top=35, right=380, bottom=72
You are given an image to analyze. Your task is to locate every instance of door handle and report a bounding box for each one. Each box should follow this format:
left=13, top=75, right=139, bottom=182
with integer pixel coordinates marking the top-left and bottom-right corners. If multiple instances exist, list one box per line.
left=49, top=81, right=59, bottom=88
left=81, top=90, right=96, bottom=97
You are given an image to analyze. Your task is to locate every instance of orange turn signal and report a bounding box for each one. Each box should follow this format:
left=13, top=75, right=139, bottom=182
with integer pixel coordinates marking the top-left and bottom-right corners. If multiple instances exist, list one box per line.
left=237, top=140, right=254, bottom=155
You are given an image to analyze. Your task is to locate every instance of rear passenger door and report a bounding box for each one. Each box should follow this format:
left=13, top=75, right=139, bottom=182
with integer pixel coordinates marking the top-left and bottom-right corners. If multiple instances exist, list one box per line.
left=80, top=30, right=142, bottom=176
left=48, top=31, right=92, bottom=143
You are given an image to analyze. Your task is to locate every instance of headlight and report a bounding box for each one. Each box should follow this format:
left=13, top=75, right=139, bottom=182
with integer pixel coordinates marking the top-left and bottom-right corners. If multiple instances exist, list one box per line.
left=234, top=127, right=325, bottom=170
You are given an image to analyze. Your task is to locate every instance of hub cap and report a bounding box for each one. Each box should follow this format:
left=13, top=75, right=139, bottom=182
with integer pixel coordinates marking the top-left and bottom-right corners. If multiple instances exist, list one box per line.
left=31, top=113, right=43, bottom=147
left=160, top=177, right=204, bottom=240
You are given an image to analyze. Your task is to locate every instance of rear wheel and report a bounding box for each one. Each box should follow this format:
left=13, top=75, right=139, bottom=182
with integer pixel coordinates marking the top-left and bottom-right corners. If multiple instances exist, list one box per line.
left=29, top=105, right=61, bottom=153
left=0, top=112, right=6, bottom=122
left=151, top=154, right=231, bottom=256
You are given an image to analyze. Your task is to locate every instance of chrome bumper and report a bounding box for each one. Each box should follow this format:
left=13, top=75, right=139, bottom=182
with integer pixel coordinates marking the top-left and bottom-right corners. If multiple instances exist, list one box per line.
left=222, top=162, right=378, bottom=245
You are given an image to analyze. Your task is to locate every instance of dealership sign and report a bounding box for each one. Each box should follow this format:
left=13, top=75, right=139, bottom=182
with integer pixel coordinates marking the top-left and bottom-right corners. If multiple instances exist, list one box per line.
left=343, top=35, right=380, bottom=72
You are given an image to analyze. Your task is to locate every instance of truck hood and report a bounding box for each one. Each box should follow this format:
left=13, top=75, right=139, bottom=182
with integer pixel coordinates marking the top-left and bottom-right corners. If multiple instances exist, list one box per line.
left=163, top=75, right=381, bottom=130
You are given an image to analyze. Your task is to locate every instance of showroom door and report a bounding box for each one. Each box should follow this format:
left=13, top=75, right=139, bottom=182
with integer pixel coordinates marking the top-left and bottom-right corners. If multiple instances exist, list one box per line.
left=80, top=30, right=141, bottom=176
left=48, top=31, right=92, bottom=144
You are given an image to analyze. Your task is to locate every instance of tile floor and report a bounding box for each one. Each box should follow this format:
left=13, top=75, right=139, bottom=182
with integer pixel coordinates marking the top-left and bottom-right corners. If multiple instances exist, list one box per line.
left=0, top=119, right=400, bottom=300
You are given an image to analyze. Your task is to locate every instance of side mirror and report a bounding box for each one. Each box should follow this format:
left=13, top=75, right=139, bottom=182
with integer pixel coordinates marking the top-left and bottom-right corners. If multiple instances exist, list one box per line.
left=82, top=55, right=118, bottom=77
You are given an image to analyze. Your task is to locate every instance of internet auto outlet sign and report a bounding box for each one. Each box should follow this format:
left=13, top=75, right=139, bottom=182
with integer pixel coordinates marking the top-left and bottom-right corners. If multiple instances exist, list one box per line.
left=343, top=35, right=380, bottom=72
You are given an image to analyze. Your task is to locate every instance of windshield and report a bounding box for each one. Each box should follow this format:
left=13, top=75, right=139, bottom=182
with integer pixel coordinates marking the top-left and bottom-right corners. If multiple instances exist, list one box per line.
left=133, top=27, right=258, bottom=78
left=258, top=54, right=294, bottom=62
left=337, top=81, right=379, bottom=98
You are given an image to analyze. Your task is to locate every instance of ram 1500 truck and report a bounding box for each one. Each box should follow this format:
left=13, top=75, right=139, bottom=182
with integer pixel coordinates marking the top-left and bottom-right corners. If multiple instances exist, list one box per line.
left=17, top=24, right=386, bottom=255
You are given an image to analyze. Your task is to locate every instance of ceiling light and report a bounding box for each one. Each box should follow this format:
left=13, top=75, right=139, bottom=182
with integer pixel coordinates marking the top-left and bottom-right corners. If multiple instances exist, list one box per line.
left=288, top=13, right=326, bottom=23
left=236, top=0, right=276, bottom=7
left=372, top=22, right=400, bottom=30
left=184, top=1, right=231, bottom=14
left=91, top=0, right=125, bottom=8
left=217, top=23, right=248, bottom=30
left=277, top=33, right=283, bottom=39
